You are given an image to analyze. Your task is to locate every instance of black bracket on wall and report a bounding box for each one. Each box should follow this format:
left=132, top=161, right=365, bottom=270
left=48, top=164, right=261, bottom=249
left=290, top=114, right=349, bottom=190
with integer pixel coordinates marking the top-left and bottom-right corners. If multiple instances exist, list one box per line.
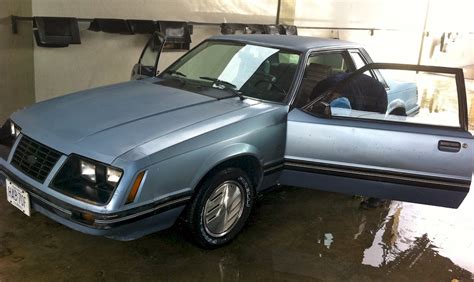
left=11, top=15, right=194, bottom=50
left=33, top=17, right=82, bottom=47
left=220, top=23, right=298, bottom=35
left=12, top=15, right=436, bottom=50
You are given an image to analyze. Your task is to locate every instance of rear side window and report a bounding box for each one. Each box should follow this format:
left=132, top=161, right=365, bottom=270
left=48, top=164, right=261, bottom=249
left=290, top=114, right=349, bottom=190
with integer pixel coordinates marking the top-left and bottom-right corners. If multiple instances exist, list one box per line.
left=308, top=53, right=349, bottom=73
left=279, top=53, right=300, bottom=64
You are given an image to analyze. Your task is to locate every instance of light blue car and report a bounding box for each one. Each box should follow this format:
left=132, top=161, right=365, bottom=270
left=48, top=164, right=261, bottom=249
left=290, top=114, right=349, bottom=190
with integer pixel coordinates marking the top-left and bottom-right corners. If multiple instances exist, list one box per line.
left=1, top=34, right=472, bottom=248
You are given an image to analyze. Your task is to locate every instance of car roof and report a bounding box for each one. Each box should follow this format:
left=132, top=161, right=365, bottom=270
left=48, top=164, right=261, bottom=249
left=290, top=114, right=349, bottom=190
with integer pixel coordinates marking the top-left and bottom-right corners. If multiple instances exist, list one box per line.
left=208, top=34, right=361, bottom=52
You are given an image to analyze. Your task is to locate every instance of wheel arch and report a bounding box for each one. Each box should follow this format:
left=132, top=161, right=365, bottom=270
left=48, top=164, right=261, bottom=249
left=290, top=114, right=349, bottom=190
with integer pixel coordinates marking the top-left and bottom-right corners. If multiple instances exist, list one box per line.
left=387, top=99, right=407, bottom=116
left=190, top=144, right=263, bottom=195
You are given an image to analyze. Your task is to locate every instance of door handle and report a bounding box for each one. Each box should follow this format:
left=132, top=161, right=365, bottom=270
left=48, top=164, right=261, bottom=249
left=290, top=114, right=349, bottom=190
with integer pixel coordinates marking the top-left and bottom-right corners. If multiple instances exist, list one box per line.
left=438, top=140, right=461, bottom=153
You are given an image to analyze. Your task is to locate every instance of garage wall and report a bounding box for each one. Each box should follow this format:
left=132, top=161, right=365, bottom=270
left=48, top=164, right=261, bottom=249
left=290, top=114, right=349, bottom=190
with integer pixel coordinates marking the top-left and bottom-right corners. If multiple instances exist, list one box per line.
left=32, top=0, right=279, bottom=101
left=294, top=0, right=474, bottom=70
left=294, top=0, right=426, bottom=63
left=0, top=0, right=35, bottom=123
left=419, top=1, right=474, bottom=77
left=17, top=0, right=474, bottom=103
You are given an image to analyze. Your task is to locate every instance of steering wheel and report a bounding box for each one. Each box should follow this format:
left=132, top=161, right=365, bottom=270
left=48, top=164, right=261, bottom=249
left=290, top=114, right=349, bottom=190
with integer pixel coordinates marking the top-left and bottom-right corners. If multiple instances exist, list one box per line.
left=254, top=78, right=287, bottom=97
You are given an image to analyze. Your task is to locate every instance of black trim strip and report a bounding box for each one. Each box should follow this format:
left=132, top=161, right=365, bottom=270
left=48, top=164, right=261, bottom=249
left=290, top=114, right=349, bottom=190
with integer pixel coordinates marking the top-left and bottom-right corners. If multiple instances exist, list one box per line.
left=3, top=156, right=469, bottom=229
left=1, top=165, right=191, bottom=229
left=263, top=160, right=285, bottom=175
left=93, top=196, right=190, bottom=227
left=284, top=159, right=470, bottom=192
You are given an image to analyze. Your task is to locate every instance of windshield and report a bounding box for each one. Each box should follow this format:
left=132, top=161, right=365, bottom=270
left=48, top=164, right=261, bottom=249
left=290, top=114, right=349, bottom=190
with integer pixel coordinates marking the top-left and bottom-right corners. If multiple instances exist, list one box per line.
left=160, top=41, right=301, bottom=102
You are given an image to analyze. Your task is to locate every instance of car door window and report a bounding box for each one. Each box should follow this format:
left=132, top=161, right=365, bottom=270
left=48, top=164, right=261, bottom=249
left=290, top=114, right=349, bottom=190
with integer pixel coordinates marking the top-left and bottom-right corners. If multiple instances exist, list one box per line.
left=131, top=32, right=164, bottom=80
left=140, top=44, right=158, bottom=67
left=306, top=64, right=466, bottom=129
left=294, top=52, right=351, bottom=108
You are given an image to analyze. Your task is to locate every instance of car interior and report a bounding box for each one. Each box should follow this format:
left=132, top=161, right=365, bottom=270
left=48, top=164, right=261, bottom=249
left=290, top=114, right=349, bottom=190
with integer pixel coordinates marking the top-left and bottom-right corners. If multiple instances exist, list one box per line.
left=240, top=53, right=299, bottom=102
left=293, top=53, right=350, bottom=108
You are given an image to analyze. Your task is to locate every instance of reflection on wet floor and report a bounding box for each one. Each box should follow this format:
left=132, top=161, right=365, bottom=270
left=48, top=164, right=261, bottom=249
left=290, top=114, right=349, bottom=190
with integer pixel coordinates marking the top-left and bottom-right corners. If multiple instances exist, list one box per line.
left=362, top=197, right=474, bottom=273
left=0, top=184, right=473, bottom=281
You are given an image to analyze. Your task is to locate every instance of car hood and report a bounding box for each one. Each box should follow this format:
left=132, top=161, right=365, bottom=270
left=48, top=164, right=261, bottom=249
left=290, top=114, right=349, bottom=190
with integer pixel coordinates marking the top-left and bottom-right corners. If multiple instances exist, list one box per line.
left=12, top=79, right=259, bottom=164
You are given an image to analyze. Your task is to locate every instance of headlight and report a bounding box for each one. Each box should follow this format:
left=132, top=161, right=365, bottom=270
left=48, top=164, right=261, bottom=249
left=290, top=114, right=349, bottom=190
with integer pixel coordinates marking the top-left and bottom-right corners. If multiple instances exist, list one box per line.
left=80, top=160, right=96, bottom=182
left=107, top=167, right=122, bottom=186
left=51, top=155, right=123, bottom=205
left=0, top=120, right=20, bottom=153
left=10, top=121, right=21, bottom=138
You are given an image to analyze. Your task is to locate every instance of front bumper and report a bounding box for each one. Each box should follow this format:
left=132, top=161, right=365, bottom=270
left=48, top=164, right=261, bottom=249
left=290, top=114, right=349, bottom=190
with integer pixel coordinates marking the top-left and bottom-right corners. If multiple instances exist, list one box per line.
left=0, top=162, right=191, bottom=240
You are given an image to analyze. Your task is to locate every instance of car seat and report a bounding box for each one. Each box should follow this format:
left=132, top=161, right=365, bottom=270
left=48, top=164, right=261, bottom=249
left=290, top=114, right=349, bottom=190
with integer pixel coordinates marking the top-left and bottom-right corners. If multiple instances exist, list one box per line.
left=270, top=63, right=297, bottom=94
left=336, top=73, right=388, bottom=113
left=294, top=63, right=333, bottom=107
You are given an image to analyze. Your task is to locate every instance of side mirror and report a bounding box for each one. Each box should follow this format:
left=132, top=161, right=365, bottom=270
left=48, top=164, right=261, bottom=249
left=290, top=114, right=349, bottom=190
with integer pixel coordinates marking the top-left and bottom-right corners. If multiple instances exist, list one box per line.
left=131, top=32, right=165, bottom=80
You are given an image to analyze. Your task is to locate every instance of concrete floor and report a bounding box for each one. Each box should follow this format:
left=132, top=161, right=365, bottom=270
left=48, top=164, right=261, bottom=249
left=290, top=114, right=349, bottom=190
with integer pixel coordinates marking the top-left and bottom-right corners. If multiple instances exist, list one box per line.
left=1, top=184, right=473, bottom=281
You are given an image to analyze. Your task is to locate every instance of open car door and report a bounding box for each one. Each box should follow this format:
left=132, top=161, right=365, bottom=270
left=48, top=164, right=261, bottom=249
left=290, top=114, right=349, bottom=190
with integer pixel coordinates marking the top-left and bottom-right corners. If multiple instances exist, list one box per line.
left=282, top=63, right=472, bottom=208
left=131, top=31, right=165, bottom=80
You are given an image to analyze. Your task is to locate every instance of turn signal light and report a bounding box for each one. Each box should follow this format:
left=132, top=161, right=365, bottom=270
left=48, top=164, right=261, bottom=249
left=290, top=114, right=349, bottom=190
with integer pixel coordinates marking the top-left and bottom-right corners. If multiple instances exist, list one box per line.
left=80, top=212, right=95, bottom=224
left=126, top=171, right=145, bottom=204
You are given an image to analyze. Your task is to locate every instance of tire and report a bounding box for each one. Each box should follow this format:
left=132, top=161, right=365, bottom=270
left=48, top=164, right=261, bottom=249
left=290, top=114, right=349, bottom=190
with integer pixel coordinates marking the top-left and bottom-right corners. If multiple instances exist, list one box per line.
left=389, top=107, right=407, bottom=116
left=185, top=168, right=255, bottom=249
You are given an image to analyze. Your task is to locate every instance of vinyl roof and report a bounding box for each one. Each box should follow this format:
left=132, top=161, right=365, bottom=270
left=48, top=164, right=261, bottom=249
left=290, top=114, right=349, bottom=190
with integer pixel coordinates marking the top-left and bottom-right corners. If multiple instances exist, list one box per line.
left=208, top=34, right=360, bottom=52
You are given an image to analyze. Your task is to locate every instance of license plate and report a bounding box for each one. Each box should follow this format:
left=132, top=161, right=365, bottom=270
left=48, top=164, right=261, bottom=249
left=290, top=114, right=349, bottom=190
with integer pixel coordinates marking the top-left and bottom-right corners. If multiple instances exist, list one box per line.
left=6, top=179, right=31, bottom=216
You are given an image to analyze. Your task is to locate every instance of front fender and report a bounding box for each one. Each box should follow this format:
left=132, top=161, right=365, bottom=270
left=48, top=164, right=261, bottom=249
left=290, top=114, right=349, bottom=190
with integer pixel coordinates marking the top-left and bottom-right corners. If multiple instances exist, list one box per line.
left=190, top=143, right=263, bottom=190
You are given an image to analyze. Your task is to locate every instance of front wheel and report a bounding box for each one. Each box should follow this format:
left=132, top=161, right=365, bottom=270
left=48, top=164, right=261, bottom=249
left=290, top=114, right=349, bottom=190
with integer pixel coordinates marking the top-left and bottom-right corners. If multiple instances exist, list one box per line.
left=185, top=168, right=255, bottom=249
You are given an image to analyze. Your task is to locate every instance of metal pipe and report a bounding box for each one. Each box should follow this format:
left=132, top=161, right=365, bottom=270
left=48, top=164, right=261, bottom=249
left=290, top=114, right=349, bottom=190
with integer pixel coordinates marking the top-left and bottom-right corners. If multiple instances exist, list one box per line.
left=11, top=15, right=474, bottom=35
left=276, top=0, right=282, bottom=25
left=417, top=0, right=431, bottom=66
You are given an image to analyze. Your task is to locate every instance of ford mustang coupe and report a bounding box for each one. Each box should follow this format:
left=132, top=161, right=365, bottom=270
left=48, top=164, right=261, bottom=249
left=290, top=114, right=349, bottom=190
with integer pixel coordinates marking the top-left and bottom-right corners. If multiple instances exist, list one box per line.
left=1, top=34, right=472, bottom=248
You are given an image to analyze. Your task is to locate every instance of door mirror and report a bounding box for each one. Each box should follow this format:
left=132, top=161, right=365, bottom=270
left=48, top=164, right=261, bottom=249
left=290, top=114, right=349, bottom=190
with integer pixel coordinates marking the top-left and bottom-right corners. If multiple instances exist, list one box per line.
left=131, top=32, right=165, bottom=80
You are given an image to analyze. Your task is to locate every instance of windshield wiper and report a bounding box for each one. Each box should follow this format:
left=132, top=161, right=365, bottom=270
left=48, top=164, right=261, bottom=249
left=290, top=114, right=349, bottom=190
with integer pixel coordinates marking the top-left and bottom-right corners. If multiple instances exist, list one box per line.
left=164, top=70, right=187, bottom=77
left=162, top=70, right=187, bottom=85
left=199, top=76, right=245, bottom=100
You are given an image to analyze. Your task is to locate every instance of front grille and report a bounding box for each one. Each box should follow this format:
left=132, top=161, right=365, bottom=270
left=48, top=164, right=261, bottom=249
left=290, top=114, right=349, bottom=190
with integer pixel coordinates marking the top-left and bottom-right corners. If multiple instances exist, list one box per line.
left=11, top=136, right=62, bottom=183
